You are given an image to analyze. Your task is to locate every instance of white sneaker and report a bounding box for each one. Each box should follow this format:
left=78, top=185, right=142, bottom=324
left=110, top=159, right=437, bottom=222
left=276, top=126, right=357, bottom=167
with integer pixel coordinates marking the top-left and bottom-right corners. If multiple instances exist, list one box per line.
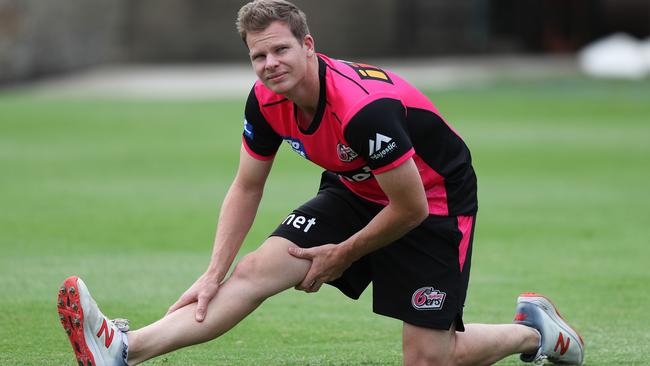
left=514, top=293, right=585, bottom=365
left=57, top=276, right=129, bottom=366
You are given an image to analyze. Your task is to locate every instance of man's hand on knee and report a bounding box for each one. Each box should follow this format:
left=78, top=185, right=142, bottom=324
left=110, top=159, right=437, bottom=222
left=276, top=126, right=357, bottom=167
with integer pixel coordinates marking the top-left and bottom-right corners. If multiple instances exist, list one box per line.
left=288, top=244, right=351, bottom=293
left=167, top=272, right=221, bottom=322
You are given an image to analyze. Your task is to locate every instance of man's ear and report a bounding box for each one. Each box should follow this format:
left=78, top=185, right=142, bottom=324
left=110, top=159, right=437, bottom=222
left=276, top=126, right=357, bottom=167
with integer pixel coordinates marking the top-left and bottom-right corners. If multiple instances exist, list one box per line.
left=303, top=34, right=315, bottom=56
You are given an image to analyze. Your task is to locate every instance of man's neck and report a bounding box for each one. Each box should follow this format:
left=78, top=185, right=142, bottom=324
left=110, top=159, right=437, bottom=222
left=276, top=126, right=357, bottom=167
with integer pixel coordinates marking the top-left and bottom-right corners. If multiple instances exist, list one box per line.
left=286, top=56, right=320, bottom=121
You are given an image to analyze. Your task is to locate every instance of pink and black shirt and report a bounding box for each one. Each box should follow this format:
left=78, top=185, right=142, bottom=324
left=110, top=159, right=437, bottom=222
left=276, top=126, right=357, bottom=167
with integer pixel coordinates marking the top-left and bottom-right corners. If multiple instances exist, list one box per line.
left=242, top=54, right=477, bottom=217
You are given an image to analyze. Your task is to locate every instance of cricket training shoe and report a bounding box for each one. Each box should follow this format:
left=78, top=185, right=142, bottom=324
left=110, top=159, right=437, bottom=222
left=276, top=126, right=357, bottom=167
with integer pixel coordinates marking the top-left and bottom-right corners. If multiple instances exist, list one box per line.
left=57, top=276, right=129, bottom=366
left=514, top=293, right=584, bottom=365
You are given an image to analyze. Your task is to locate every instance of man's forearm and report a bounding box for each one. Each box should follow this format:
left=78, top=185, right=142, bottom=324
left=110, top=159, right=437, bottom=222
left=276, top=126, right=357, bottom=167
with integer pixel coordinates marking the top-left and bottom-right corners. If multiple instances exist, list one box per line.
left=337, top=158, right=429, bottom=264
left=338, top=202, right=428, bottom=264
left=205, top=181, right=264, bottom=282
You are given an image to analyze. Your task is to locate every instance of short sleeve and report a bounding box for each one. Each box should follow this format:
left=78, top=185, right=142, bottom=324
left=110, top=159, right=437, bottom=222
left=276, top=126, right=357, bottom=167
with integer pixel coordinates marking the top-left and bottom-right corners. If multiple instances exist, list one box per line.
left=242, top=86, right=283, bottom=160
left=343, top=98, right=414, bottom=173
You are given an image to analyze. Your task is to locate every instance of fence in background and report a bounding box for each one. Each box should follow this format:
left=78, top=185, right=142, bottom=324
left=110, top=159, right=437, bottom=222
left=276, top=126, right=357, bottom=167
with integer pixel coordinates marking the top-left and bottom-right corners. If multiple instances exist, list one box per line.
left=1, top=0, right=648, bottom=83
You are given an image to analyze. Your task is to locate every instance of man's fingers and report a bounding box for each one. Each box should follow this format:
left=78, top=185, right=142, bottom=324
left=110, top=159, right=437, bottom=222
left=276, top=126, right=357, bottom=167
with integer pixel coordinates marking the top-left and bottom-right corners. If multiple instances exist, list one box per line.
left=288, top=245, right=313, bottom=260
left=312, top=282, right=323, bottom=292
left=167, top=294, right=190, bottom=314
left=167, top=295, right=191, bottom=315
left=304, top=280, right=322, bottom=293
left=296, top=277, right=319, bottom=292
left=195, top=303, right=206, bottom=322
left=166, top=305, right=176, bottom=315
left=195, top=294, right=211, bottom=322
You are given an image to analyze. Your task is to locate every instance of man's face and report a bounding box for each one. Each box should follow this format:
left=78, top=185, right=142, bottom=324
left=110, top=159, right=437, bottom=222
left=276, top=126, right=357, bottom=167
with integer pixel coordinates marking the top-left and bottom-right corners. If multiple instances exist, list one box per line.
left=246, top=21, right=313, bottom=95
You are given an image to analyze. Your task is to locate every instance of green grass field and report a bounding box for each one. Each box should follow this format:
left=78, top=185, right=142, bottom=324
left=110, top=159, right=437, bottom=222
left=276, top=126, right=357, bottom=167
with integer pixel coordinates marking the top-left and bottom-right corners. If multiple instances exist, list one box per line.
left=1, top=77, right=649, bottom=365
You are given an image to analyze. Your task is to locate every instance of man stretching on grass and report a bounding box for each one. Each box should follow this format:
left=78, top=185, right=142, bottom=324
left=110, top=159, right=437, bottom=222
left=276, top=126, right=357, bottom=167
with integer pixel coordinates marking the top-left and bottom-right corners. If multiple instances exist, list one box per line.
left=57, top=1, right=584, bottom=365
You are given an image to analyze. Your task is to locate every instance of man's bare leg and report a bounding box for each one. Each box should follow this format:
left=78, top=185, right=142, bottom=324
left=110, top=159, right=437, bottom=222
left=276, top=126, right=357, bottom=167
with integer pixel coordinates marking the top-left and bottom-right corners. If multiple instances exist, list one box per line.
left=126, top=237, right=310, bottom=365
left=402, top=322, right=539, bottom=366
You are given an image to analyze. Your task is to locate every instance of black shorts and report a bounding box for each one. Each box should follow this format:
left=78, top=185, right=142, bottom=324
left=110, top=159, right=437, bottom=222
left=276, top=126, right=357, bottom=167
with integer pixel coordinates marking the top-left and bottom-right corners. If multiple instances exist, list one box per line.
left=271, top=172, right=476, bottom=331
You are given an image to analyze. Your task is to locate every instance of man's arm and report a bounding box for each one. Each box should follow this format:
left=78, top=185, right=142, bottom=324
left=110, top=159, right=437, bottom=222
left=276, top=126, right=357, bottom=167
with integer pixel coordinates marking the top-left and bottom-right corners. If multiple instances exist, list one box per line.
left=288, top=157, right=429, bottom=292
left=168, top=146, right=273, bottom=320
left=337, top=157, right=429, bottom=262
left=206, top=146, right=274, bottom=281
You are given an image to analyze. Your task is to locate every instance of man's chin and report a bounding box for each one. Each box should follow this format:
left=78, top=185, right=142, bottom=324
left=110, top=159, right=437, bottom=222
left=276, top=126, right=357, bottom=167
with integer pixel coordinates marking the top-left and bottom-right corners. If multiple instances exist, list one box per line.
left=266, top=83, right=291, bottom=95
left=263, top=78, right=294, bottom=94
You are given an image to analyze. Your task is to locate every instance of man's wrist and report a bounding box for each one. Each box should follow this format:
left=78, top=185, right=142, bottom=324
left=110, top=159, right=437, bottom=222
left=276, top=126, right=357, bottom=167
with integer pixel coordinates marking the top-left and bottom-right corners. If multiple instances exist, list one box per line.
left=204, top=266, right=226, bottom=283
left=335, top=241, right=362, bottom=264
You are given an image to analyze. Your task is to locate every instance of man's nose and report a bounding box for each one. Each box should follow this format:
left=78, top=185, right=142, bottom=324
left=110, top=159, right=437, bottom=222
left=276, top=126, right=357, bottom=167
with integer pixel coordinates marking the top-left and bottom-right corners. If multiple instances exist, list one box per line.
left=265, top=54, right=279, bottom=70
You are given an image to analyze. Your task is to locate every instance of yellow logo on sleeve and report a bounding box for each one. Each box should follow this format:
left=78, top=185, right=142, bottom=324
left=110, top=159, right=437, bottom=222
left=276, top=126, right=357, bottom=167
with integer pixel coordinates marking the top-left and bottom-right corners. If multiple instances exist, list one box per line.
left=344, top=62, right=393, bottom=84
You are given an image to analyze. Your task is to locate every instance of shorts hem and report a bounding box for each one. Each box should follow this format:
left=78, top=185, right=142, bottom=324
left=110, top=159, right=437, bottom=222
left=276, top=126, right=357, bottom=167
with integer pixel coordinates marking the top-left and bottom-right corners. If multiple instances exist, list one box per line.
left=373, top=308, right=465, bottom=332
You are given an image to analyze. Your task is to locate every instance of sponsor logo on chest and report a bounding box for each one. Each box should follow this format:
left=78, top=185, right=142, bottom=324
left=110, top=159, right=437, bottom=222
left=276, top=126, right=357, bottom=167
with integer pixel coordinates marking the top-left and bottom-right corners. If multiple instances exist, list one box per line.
left=284, top=137, right=309, bottom=160
left=338, top=165, right=373, bottom=182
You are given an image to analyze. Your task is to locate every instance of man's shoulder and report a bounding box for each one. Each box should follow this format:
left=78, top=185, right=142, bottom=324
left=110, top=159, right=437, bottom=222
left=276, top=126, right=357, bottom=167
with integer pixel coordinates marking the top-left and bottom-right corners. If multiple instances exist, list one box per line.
left=322, top=55, right=403, bottom=123
left=323, top=55, right=399, bottom=90
left=248, top=80, right=289, bottom=108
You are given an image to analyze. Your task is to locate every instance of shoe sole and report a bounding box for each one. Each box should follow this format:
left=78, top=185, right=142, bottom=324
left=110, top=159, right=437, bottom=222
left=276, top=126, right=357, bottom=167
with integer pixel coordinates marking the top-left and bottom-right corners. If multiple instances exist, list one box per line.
left=519, top=292, right=585, bottom=364
left=58, top=276, right=97, bottom=366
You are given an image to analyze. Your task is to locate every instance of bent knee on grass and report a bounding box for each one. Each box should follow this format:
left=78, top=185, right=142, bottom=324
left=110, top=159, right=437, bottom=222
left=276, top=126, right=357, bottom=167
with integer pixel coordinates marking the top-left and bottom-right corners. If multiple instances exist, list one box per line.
left=404, top=351, right=455, bottom=366
left=403, top=323, right=457, bottom=366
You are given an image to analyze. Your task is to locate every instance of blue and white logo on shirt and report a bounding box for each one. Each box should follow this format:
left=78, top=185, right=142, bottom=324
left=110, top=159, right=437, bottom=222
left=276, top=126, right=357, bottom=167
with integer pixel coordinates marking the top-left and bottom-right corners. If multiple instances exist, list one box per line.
left=243, top=119, right=254, bottom=139
left=284, top=137, right=309, bottom=160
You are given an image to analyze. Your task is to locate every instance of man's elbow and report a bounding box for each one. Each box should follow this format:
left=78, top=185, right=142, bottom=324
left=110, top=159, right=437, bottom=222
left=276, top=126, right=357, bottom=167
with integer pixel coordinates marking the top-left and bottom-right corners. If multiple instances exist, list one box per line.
left=405, top=200, right=429, bottom=228
left=229, top=178, right=265, bottom=202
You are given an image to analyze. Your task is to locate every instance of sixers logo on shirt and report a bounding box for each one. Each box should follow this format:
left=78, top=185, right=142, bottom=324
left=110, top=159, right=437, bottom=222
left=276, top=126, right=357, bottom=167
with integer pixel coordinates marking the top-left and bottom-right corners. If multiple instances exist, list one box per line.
left=337, top=142, right=358, bottom=162
left=411, top=287, right=446, bottom=311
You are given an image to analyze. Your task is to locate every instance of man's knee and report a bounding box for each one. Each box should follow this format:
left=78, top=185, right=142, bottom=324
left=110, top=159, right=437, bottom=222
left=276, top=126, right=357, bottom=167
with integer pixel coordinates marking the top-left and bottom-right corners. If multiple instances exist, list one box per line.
left=404, top=341, right=472, bottom=366
left=403, top=323, right=457, bottom=366
left=230, top=252, right=262, bottom=283
left=404, top=346, right=455, bottom=366
left=227, top=238, right=311, bottom=301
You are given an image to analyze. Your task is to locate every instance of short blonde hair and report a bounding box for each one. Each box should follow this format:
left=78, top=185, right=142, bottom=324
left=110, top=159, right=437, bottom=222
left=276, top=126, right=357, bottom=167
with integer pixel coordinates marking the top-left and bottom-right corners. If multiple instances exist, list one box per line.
left=236, top=0, right=310, bottom=45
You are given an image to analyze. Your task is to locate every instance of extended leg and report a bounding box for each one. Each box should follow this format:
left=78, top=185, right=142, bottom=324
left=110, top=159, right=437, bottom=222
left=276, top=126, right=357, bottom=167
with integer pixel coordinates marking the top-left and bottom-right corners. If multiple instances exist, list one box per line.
left=402, top=322, right=539, bottom=366
left=126, top=237, right=310, bottom=365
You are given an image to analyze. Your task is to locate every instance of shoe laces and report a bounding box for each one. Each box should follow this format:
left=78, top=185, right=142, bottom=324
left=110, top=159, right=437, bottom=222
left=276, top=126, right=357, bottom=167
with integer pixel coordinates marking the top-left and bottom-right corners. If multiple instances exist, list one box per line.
left=533, top=354, right=548, bottom=365
left=111, top=318, right=130, bottom=332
